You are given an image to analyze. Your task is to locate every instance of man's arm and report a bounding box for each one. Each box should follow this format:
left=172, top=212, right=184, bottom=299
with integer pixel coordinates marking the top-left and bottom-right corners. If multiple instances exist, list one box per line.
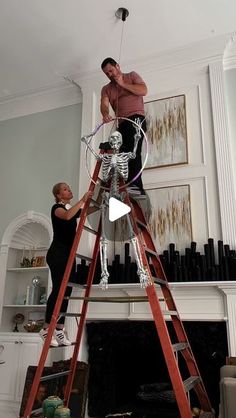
left=114, top=74, right=147, bottom=97
left=100, top=95, right=113, bottom=123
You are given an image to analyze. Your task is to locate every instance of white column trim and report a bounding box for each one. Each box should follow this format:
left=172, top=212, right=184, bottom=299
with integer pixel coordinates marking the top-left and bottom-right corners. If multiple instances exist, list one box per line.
left=209, top=61, right=236, bottom=247
left=218, top=285, right=236, bottom=356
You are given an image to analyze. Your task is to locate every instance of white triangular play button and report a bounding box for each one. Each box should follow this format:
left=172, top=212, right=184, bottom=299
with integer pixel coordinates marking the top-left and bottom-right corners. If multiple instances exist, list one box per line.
left=109, top=197, right=131, bottom=222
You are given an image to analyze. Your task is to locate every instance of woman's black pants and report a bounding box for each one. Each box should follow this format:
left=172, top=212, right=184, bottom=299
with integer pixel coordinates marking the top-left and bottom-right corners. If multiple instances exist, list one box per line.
left=46, top=242, right=75, bottom=325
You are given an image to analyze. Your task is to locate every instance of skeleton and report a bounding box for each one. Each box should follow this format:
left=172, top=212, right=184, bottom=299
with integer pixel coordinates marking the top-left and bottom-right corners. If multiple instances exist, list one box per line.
left=81, top=119, right=150, bottom=289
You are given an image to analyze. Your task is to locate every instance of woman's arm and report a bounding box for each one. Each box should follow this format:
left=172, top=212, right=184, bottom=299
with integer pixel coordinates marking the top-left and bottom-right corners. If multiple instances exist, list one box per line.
left=54, top=191, right=93, bottom=220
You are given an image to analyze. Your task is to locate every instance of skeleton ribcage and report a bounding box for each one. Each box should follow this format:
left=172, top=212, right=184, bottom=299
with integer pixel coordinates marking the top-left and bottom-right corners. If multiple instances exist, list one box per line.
left=102, top=153, right=130, bottom=182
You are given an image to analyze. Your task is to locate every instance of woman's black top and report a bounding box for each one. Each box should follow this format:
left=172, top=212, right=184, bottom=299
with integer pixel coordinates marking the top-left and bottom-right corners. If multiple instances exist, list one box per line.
left=51, top=203, right=81, bottom=248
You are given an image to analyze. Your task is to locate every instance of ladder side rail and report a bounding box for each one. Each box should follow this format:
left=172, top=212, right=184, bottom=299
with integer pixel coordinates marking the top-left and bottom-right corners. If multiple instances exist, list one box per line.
left=147, top=258, right=213, bottom=410
left=132, top=198, right=150, bottom=223
left=131, top=201, right=168, bottom=282
left=23, top=159, right=102, bottom=418
left=64, top=221, right=102, bottom=403
left=132, top=201, right=213, bottom=412
left=170, top=317, right=213, bottom=410
left=150, top=256, right=178, bottom=309
left=138, top=229, right=213, bottom=409
left=127, top=204, right=193, bottom=418
left=23, top=203, right=91, bottom=418
left=132, top=200, right=196, bottom=337
left=128, top=200, right=169, bottom=285
left=145, top=274, right=193, bottom=418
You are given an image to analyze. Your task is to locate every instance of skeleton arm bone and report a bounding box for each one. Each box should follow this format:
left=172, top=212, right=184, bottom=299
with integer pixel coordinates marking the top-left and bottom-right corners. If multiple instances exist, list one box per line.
left=128, top=117, right=143, bottom=159
left=81, top=135, right=103, bottom=160
left=128, top=132, right=141, bottom=160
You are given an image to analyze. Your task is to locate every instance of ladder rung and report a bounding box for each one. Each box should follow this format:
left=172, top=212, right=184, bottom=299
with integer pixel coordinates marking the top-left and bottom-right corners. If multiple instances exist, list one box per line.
left=163, top=310, right=178, bottom=316
left=31, top=407, right=43, bottom=415
left=90, top=198, right=100, bottom=208
left=76, top=253, right=92, bottom=262
left=153, top=277, right=167, bottom=285
left=40, top=370, right=70, bottom=382
left=183, top=376, right=201, bottom=392
left=64, top=296, right=149, bottom=303
left=50, top=341, right=77, bottom=349
left=23, top=176, right=213, bottom=418
left=67, top=281, right=85, bottom=288
left=135, top=219, right=147, bottom=229
left=144, top=246, right=158, bottom=257
left=83, top=225, right=97, bottom=235
left=172, top=342, right=189, bottom=352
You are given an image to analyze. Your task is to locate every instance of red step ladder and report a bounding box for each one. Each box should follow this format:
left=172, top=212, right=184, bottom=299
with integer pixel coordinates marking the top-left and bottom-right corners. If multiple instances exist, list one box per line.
left=23, top=156, right=215, bottom=418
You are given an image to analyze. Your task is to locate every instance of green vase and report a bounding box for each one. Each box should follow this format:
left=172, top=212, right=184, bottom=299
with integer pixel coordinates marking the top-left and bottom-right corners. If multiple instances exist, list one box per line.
left=43, top=396, right=63, bottom=418
left=54, top=406, right=71, bottom=418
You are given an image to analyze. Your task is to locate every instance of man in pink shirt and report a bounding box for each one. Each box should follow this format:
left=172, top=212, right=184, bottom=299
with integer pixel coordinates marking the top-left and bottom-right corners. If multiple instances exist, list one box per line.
left=100, top=57, right=148, bottom=198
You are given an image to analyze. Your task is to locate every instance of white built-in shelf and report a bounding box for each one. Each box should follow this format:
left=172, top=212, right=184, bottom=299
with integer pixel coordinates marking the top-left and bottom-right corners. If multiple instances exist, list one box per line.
left=3, top=304, right=46, bottom=308
left=7, top=267, right=48, bottom=273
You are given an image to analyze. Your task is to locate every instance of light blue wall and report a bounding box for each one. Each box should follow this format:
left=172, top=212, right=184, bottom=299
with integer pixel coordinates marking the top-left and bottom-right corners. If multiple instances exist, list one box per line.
left=0, top=103, right=82, bottom=239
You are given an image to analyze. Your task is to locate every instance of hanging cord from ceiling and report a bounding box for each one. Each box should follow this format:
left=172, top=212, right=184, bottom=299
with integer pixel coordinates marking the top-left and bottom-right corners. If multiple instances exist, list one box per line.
left=114, top=7, right=129, bottom=129
left=63, top=8, right=130, bottom=134
left=116, top=7, right=129, bottom=65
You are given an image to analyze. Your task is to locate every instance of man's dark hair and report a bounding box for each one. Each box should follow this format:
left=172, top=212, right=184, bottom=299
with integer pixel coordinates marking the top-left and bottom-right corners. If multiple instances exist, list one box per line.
left=101, top=57, right=117, bottom=69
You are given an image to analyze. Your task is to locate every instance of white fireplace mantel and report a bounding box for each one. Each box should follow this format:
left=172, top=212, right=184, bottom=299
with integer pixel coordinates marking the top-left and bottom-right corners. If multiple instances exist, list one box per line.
left=69, top=281, right=236, bottom=358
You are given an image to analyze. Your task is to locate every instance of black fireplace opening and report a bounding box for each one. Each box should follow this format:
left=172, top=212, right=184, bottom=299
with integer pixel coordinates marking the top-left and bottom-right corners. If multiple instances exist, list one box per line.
left=86, top=321, right=228, bottom=418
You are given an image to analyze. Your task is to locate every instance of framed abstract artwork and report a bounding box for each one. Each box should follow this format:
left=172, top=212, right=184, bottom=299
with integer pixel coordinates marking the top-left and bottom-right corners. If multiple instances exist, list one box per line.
left=146, top=184, right=192, bottom=252
left=143, top=94, right=188, bottom=168
left=113, top=185, right=192, bottom=255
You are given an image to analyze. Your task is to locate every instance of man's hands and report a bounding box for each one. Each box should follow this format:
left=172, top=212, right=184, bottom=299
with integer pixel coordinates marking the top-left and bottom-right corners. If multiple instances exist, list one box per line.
left=113, top=73, right=124, bottom=88
left=103, top=114, right=113, bottom=123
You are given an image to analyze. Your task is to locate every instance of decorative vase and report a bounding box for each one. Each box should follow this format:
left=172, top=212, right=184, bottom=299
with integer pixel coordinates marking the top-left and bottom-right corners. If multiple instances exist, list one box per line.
left=43, top=396, right=63, bottom=418
left=54, top=405, right=71, bottom=418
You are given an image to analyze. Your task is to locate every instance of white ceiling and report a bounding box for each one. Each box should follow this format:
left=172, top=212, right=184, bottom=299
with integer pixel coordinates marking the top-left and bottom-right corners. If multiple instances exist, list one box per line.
left=0, top=0, right=236, bottom=101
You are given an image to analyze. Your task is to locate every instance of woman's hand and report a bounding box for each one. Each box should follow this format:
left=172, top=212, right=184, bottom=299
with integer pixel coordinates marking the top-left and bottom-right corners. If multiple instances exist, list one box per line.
left=82, top=191, right=93, bottom=202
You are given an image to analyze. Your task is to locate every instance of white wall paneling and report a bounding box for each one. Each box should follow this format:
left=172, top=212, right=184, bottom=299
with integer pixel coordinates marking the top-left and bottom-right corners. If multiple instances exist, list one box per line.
left=209, top=61, right=236, bottom=248
left=76, top=37, right=229, bottom=255
left=73, top=35, right=236, bottom=360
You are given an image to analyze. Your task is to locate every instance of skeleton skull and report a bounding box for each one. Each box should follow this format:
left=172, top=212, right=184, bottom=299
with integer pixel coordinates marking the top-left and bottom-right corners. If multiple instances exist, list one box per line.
left=108, top=131, right=123, bottom=150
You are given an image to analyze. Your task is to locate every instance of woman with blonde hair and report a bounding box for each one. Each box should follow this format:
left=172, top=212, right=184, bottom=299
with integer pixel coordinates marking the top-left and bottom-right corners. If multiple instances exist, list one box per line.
left=39, top=182, right=98, bottom=346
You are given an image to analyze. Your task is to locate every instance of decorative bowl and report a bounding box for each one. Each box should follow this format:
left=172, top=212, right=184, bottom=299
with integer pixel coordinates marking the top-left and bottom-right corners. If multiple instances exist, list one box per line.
left=24, top=320, right=44, bottom=332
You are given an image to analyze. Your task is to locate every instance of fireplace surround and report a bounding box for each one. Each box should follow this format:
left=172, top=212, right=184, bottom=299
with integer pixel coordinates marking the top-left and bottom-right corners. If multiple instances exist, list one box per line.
left=67, top=280, right=236, bottom=417
left=86, top=320, right=227, bottom=417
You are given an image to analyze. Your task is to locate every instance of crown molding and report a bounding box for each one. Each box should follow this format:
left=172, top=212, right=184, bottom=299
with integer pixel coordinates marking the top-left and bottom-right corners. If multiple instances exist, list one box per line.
left=224, top=31, right=236, bottom=70
left=0, top=82, right=82, bottom=122
left=224, top=57, right=236, bottom=70
left=75, top=32, right=234, bottom=89
left=0, top=32, right=235, bottom=121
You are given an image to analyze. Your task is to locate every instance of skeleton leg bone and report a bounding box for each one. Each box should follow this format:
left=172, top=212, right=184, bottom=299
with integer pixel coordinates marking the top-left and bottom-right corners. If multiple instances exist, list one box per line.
left=125, top=214, right=151, bottom=288
left=99, top=192, right=110, bottom=290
